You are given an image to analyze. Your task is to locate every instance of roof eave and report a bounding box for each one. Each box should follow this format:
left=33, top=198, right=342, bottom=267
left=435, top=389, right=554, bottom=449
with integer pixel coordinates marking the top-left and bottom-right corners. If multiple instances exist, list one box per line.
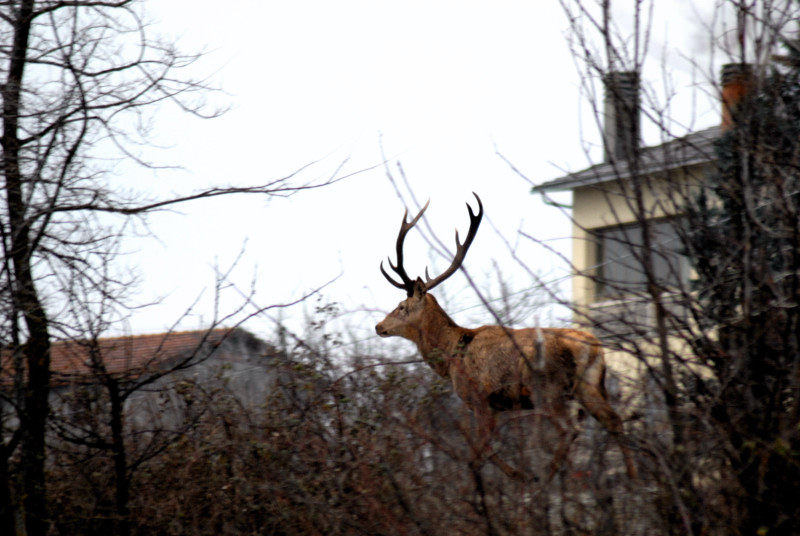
left=532, top=126, right=721, bottom=194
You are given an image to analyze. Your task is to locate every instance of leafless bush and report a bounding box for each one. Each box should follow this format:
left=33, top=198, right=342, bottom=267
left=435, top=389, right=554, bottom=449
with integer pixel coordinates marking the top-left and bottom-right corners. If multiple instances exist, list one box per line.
left=39, top=297, right=671, bottom=535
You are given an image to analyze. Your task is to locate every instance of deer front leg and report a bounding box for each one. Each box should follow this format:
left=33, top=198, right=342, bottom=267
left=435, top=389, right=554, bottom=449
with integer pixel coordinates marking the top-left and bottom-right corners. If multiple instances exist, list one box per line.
left=473, top=407, right=535, bottom=483
left=576, top=383, right=638, bottom=479
left=451, top=370, right=534, bottom=482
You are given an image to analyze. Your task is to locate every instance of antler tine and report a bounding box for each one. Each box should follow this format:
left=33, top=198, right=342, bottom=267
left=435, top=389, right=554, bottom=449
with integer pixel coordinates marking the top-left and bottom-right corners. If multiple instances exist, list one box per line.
left=380, top=199, right=430, bottom=295
left=424, top=192, right=483, bottom=292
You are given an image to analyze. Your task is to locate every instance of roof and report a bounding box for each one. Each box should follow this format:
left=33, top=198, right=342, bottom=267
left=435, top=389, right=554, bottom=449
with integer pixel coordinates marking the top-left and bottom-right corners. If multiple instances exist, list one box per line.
left=2, top=328, right=271, bottom=386
left=533, top=125, right=721, bottom=193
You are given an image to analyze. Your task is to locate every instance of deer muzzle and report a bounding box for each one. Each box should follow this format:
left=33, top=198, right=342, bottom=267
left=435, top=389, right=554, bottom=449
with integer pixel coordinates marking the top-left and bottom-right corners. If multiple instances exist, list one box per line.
left=375, top=322, right=390, bottom=337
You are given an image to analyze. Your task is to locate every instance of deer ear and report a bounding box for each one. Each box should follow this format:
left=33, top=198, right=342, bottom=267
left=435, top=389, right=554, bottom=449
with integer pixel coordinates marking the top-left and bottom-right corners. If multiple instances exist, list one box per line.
left=412, top=278, right=427, bottom=299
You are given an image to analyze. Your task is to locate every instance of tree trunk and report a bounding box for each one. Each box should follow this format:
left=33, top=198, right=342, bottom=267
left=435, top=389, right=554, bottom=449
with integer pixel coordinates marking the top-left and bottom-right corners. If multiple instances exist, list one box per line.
left=108, top=379, right=131, bottom=536
left=0, top=450, right=15, bottom=534
left=1, top=2, right=52, bottom=534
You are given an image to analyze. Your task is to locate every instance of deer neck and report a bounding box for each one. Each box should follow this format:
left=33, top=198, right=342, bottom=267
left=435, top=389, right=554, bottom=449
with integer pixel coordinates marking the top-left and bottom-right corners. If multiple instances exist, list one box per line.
left=414, top=297, right=469, bottom=378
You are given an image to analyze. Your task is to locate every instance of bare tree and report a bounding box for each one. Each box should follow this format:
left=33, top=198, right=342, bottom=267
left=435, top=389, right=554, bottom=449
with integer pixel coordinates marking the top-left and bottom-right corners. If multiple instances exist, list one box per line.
left=0, top=2, right=352, bottom=534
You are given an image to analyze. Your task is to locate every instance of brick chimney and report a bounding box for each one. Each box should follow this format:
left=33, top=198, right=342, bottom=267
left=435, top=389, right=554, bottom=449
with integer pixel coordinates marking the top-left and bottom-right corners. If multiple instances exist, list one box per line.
left=602, top=71, right=640, bottom=163
left=720, top=63, right=754, bottom=131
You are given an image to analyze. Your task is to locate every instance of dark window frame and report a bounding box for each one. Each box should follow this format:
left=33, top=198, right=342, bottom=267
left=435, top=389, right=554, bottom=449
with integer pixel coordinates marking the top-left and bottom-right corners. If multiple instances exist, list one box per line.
left=594, top=218, right=688, bottom=300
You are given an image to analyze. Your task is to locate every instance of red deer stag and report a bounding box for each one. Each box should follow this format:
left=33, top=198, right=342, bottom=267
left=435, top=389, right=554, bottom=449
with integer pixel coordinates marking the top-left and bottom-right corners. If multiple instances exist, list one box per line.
left=375, top=193, right=637, bottom=480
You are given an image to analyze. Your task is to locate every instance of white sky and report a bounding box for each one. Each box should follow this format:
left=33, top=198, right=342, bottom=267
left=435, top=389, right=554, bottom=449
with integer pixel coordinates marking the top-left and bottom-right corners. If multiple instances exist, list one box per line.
left=115, top=1, right=726, bottom=341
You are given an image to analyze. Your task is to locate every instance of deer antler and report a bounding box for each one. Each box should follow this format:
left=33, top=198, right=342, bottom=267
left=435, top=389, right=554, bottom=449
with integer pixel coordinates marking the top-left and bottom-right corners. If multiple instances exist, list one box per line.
left=424, top=192, right=483, bottom=291
left=380, top=193, right=483, bottom=296
left=380, top=199, right=430, bottom=295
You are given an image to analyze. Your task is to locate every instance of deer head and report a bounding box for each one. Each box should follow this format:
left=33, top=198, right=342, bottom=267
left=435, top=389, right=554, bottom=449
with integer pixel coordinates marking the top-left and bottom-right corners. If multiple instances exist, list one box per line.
left=376, top=193, right=483, bottom=341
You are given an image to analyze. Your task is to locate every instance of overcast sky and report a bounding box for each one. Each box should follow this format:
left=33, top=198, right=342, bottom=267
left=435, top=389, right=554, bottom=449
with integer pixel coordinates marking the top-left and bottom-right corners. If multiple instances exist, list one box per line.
left=117, top=1, right=725, bottom=341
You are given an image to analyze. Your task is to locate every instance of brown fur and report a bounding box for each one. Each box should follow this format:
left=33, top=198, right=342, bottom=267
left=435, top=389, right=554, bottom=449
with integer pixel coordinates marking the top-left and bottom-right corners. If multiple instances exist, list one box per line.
left=376, top=282, right=638, bottom=479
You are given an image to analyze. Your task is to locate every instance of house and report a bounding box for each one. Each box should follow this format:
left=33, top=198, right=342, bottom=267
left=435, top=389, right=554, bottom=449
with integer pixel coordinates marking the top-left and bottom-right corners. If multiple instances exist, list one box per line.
left=531, top=64, right=752, bottom=383
left=1, top=328, right=281, bottom=431
left=47, top=328, right=272, bottom=380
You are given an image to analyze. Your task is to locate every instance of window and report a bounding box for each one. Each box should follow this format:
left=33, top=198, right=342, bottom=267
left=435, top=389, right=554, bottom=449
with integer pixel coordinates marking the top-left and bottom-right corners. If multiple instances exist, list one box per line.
left=595, top=219, right=688, bottom=300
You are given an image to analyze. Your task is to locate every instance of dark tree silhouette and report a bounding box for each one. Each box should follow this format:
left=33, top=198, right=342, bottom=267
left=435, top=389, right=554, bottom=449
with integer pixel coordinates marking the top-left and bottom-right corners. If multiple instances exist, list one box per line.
left=685, top=46, right=800, bottom=534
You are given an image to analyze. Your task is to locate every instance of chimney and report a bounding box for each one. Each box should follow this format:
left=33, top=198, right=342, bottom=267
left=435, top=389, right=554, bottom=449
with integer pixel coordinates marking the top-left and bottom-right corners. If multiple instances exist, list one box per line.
left=720, top=63, right=754, bottom=131
left=602, top=71, right=640, bottom=163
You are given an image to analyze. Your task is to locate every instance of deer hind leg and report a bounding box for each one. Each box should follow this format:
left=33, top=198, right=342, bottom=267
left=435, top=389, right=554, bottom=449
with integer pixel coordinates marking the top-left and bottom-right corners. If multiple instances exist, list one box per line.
left=576, top=383, right=638, bottom=479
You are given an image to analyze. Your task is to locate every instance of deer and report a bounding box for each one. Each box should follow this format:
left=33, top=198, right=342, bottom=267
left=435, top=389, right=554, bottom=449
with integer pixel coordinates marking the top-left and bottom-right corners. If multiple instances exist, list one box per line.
left=375, top=193, right=638, bottom=480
